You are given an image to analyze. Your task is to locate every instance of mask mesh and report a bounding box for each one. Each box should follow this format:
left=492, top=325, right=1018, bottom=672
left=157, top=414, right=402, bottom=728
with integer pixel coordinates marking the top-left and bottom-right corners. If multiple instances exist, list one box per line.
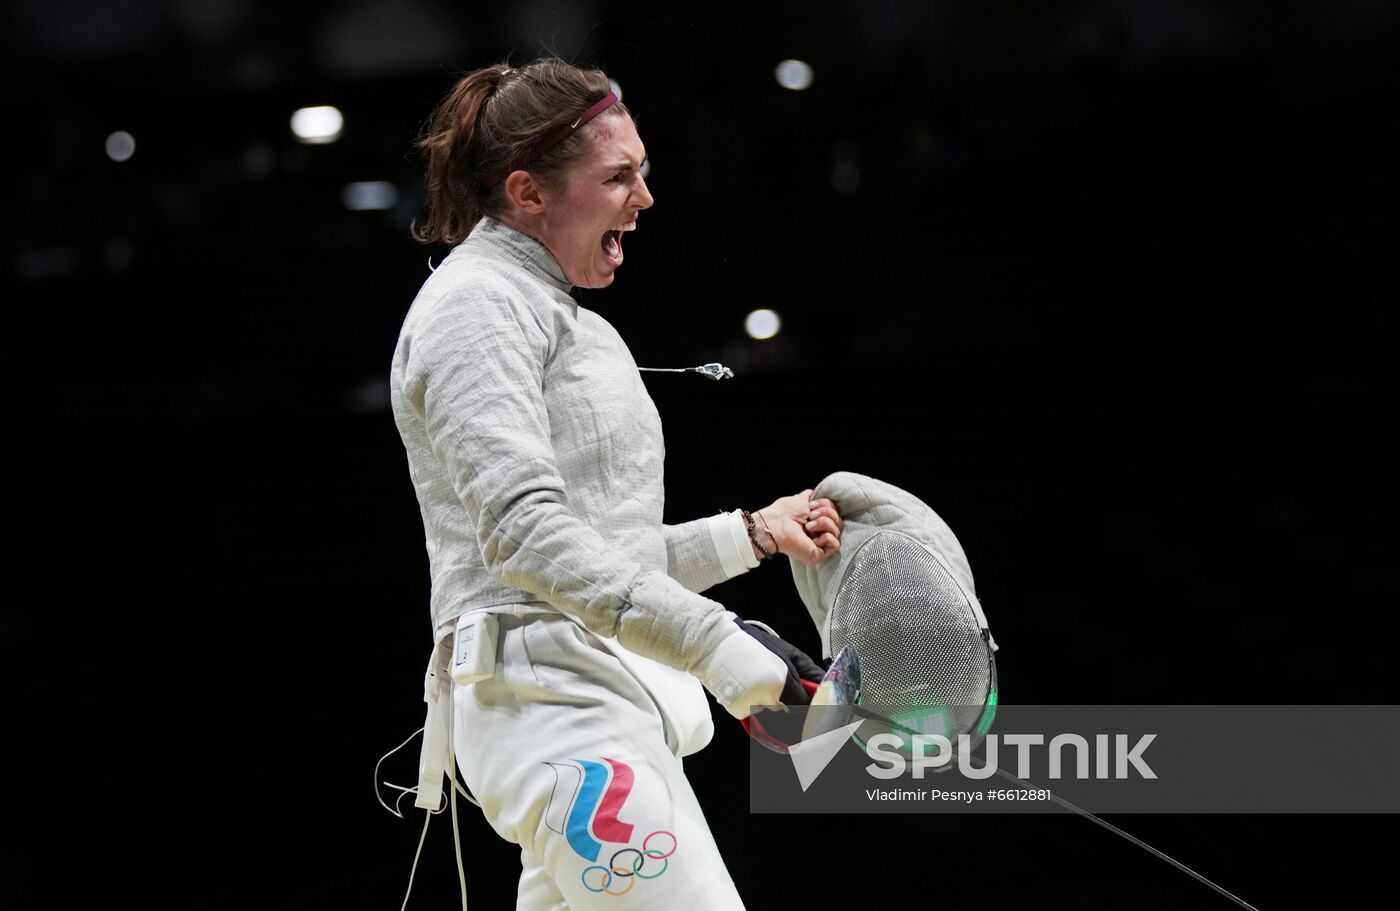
left=830, top=531, right=994, bottom=741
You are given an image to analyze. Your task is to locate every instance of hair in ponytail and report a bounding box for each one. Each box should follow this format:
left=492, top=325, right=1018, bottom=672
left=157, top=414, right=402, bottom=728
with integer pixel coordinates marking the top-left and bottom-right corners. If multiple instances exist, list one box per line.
left=411, top=58, right=630, bottom=246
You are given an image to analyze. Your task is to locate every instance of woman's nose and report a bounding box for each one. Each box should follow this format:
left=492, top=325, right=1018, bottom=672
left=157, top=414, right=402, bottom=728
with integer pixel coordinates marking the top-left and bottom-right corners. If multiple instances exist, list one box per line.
left=633, top=175, right=654, bottom=210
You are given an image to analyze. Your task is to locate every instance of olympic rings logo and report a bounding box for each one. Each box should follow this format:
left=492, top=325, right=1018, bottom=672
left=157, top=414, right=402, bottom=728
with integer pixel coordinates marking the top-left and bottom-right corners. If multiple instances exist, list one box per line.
left=580, top=830, right=677, bottom=895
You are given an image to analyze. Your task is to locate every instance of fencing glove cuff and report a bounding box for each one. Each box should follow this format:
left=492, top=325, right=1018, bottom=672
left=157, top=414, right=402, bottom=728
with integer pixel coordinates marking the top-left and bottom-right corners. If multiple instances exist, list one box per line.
left=690, top=612, right=789, bottom=720
left=735, top=619, right=824, bottom=707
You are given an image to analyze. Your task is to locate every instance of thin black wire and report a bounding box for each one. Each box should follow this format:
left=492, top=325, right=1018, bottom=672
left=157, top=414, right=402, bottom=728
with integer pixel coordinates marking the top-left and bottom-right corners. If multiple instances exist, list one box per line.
left=981, top=761, right=1261, bottom=911
left=797, top=694, right=1263, bottom=910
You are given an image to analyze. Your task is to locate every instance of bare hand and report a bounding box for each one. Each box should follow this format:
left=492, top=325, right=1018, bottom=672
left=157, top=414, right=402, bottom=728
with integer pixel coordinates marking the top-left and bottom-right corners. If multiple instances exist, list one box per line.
left=754, top=489, right=843, bottom=566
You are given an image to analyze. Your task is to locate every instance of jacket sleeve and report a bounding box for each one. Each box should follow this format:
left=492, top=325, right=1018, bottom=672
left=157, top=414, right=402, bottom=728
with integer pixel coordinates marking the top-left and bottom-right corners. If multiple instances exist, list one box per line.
left=664, top=513, right=756, bottom=593
left=398, top=284, right=732, bottom=671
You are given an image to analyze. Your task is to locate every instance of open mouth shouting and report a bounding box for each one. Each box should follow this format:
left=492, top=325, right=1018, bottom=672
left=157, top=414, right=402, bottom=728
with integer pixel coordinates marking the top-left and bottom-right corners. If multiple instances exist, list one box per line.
left=601, top=220, right=636, bottom=268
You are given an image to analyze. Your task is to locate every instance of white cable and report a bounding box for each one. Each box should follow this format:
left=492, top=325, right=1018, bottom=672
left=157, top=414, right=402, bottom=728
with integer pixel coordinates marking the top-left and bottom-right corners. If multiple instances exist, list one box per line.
left=375, top=727, right=426, bottom=818
left=399, top=810, right=433, bottom=911
left=393, top=786, right=419, bottom=819
left=450, top=767, right=469, bottom=910
left=378, top=724, right=458, bottom=911
left=377, top=674, right=479, bottom=909
left=447, top=697, right=469, bottom=910
left=744, top=619, right=781, bottom=638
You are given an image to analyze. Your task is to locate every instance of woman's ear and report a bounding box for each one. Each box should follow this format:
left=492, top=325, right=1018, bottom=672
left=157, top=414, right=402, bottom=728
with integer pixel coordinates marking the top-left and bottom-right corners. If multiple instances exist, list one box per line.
left=503, top=170, right=547, bottom=214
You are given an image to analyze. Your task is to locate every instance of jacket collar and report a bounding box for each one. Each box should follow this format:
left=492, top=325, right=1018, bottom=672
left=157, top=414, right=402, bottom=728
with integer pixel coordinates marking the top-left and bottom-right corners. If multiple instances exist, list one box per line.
left=462, top=216, right=572, bottom=294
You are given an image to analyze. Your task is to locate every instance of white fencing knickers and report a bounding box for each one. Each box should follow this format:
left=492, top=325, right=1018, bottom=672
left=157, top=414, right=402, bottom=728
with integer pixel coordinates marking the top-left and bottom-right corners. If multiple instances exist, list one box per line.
left=452, top=610, right=748, bottom=910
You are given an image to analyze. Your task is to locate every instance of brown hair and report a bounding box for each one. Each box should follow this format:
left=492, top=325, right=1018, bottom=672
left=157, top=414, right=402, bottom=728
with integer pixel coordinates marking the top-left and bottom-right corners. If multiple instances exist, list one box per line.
left=411, top=58, right=630, bottom=246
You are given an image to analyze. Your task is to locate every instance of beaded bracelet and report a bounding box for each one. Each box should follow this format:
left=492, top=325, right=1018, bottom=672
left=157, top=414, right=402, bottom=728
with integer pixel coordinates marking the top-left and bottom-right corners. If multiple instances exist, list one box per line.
left=741, top=508, right=776, bottom=560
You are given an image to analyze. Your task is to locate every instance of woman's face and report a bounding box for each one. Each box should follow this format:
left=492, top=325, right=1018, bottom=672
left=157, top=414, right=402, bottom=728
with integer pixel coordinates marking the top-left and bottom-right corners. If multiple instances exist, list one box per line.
left=536, top=113, right=654, bottom=289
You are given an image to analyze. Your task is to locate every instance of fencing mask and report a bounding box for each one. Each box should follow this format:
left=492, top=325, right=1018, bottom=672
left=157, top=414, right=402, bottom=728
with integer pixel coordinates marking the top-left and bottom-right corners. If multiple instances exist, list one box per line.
left=775, top=474, right=1260, bottom=911
left=790, top=472, right=998, bottom=757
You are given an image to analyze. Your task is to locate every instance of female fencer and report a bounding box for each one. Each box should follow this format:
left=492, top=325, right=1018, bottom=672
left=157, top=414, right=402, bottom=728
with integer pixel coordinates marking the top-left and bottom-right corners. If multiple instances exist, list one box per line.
left=389, top=57, right=842, bottom=908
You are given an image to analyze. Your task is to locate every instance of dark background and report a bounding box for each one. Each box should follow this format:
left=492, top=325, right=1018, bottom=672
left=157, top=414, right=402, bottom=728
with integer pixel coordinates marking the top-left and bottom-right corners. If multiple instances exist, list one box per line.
left=6, top=1, right=1397, bottom=907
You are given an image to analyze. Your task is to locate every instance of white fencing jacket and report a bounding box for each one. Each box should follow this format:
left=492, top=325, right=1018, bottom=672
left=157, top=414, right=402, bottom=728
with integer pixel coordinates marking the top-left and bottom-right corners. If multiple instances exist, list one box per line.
left=390, top=217, right=757, bottom=804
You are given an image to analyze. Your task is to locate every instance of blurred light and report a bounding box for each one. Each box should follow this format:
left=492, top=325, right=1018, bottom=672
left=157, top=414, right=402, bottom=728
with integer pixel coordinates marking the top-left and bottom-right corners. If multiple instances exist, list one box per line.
left=240, top=141, right=275, bottom=179
left=775, top=59, right=814, bottom=91
left=608, top=78, right=623, bottom=101
left=105, top=131, right=136, bottom=162
left=342, top=181, right=399, bottom=211
left=345, top=375, right=391, bottom=413
left=102, top=237, right=135, bottom=273
left=639, top=159, right=651, bottom=179
left=745, top=309, right=782, bottom=340
left=831, top=161, right=860, bottom=194
left=831, top=139, right=860, bottom=194
left=290, top=105, right=343, bottom=144
left=15, top=247, right=78, bottom=280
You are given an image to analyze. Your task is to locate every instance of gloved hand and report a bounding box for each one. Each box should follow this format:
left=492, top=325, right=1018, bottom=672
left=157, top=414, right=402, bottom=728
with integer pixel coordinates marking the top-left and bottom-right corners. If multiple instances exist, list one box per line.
left=689, top=614, right=790, bottom=720
left=734, top=618, right=825, bottom=706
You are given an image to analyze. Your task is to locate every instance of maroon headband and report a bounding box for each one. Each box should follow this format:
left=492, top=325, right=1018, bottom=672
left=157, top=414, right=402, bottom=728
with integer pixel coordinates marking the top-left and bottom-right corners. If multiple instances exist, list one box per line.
left=485, top=90, right=619, bottom=187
